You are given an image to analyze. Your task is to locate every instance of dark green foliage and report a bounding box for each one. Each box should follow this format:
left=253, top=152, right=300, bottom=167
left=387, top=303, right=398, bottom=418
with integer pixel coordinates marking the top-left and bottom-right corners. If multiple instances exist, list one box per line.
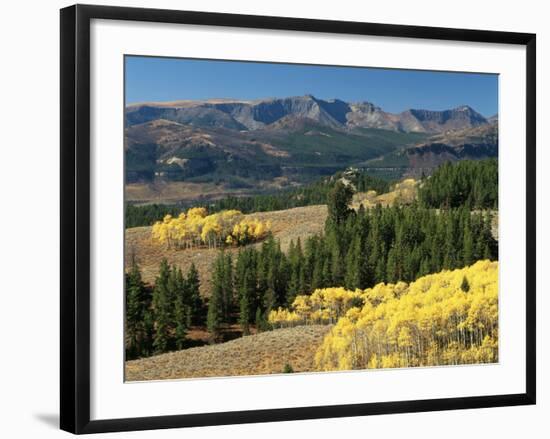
left=327, top=181, right=354, bottom=226
left=173, top=267, right=189, bottom=350
left=270, top=204, right=498, bottom=296
left=152, top=259, right=171, bottom=354
left=125, top=259, right=153, bottom=359
left=186, top=263, right=203, bottom=325
left=461, top=276, right=471, bottom=292
left=221, top=253, right=234, bottom=320
left=125, top=142, right=157, bottom=183
left=255, top=307, right=270, bottom=333
left=125, top=204, right=182, bottom=229
left=126, top=159, right=499, bottom=359
left=418, top=159, right=498, bottom=209
left=125, top=170, right=390, bottom=228
left=126, top=260, right=204, bottom=357
left=282, top=363, right=294, bottom=373
left=235, top=248, right=258, bottom=336
left=207, top=253, right=226, bottom=341
left=269, top=126, right=427, bottom=168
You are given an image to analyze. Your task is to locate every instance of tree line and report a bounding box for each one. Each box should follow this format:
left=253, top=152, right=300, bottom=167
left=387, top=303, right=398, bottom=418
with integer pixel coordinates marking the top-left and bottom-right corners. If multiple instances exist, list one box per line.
left=125, top=259, right=203, bottom=360
left=125, top=169, right=390, bottom=228
left=204, top=180, right=497, bottom=339
left=418, top=158, right=498, bottom=209
left=126, top=159, right=499, bottom=358
left=269, top=260, right=499, bottom=370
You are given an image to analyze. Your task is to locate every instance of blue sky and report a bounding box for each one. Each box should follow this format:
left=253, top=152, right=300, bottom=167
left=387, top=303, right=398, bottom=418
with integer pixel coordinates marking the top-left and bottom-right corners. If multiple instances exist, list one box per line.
left=125, top=56, right=498, bottom=117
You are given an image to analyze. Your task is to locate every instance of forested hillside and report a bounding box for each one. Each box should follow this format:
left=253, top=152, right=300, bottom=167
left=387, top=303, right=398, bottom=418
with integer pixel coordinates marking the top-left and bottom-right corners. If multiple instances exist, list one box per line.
left=125, top=168, right=389, bottom=228
left=125, top=159, right=499, bottom=376
left=271, top=260, right=498, bottom=370
left=419, top=159, right=498, bottom=209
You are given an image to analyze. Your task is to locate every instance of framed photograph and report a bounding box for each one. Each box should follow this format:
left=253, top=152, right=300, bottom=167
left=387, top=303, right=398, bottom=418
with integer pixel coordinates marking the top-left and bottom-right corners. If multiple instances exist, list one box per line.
left=60, top=4, right=536, bottom=434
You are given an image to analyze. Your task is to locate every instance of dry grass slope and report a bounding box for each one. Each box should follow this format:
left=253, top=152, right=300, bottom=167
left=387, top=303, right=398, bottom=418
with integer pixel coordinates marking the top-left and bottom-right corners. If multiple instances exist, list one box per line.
left=125, top=325, right=331, bottom=381
left=352, top=178, right=418, bottom=209
left=125, top=205, right=327, bottom=291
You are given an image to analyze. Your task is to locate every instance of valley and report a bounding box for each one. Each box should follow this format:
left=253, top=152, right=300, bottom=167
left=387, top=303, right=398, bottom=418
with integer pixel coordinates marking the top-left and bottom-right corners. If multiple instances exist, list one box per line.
left=125, top=95, right=497, bottom=205
left=123, top=85, right=499, bottom=381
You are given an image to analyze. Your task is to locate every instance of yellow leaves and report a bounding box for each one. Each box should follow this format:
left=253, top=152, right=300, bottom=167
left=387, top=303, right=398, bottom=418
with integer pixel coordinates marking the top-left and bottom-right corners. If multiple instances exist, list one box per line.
left=314, top=260, right=499, bottom=372
left=268, top=308, right=300, bottom=328
left=230, top=218, right=270, bottom=245
left=186, top=207, right=207, bottom=219
left=151, top=207, right=269, bottom=249
left=397, top=326, right=413, bottom=348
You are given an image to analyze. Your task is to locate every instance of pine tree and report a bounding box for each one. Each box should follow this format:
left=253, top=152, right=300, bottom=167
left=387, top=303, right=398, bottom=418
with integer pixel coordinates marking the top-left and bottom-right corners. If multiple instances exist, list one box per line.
left=282, top=363, right=294, bottom=373
left=186, top=263, right=202, bottom=325
left=348, top=232, right=371, bottom=289
left=152, top=259, right=171, bottom=353
left=463, top=220, right=474, bottom=267
left=207, top=254, right=225, bottom=342
left=222, top=253, right=234, bottom=320
left=374, top=242, right=387, bottom=283
left=311, top=256, right=324, bottom=290
left=461, top=275, right=470, bottom=292
left=125, top=259, right=147, bottom=359
left=173, top=267, right=189, bottom=350
left=264, top=286, right=277, bottom=316
left=286, top=242, right=300, bottom=305
left=327, top=181, right=353, bottom=226
left=386, top=246, right=398, bottom=283
left=255, top=307, right=269, bottom=332
left=327, top=228, right=344, bottom=285
left=142, top=307, right=155, bottom=357
left=239, top=268, right=254, bottom=335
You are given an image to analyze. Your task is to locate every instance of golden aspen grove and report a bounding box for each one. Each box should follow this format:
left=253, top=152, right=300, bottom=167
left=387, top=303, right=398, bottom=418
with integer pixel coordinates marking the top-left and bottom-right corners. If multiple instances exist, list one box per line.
left=151, top=207, right=271, bottom=249
left=269, top=260, right=498, bottom=371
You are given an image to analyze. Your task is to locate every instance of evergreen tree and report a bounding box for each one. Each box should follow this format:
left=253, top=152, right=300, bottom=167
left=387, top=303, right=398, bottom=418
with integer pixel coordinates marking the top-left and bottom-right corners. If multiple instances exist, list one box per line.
left=238, top=268, right=255, bottom=335
left=125, top=259, right=147, bottom=359
left=207, top=254, right=225, bottom=342
left=344, top=234, right=368, bottom=289
left=173, top=267, right=189, bottom=350
left=461, top=275, right=471, bottom=292
left=282, top=363, right=294, bottom=373
left=463, top=219, right=474, bottom=267
left=152, top=259, right=171, bottom=353
left=255, top=307, right=269, bottom=332
left=142, top=307, right=155, bottom=357
left=386, top=246, right=398, bottom=283
left=222, top=253, right=234, bottom=320
left=186, top=263, right=202, bottom=325
left=327, top=181, right=353, bottom=226
left=374, top=243, right=387, bottom=283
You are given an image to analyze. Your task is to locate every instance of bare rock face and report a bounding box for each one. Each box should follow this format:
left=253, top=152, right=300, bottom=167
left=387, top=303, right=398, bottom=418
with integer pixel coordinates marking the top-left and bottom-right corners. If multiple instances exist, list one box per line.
left=400, top=106, right=488, bottom=133
left=126, top=95, right=490, bottom=134
left=346, top=102, right=401, bottom=131
left=124, top=95, right=496, bottom=188
left=401, top=123, right=498, bottom=177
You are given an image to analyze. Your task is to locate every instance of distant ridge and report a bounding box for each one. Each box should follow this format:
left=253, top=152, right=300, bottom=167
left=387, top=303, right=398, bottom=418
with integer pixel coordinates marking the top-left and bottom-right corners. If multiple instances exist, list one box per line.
left=126, top=94, right=490, bottom=134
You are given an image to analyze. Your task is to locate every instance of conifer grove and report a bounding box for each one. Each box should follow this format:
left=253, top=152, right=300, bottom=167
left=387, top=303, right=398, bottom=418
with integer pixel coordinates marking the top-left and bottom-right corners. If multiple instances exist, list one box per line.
left=125, top=159, right=499, bottom=372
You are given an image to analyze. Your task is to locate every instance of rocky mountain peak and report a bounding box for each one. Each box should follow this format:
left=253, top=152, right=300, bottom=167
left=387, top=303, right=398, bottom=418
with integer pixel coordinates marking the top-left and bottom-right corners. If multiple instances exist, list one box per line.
left=126, top=95, right=491, bottom=134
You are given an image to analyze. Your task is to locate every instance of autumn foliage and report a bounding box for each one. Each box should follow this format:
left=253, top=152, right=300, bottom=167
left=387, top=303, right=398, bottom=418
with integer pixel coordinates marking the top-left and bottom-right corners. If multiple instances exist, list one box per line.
left=152, top=208, right=270, bottom=249
left=269, top=260, right=498, bottom=370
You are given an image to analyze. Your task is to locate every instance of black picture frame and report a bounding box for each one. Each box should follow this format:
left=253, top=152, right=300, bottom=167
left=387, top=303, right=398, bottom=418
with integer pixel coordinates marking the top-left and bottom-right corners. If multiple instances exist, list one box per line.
left=60, top=4, right=536, bottom=434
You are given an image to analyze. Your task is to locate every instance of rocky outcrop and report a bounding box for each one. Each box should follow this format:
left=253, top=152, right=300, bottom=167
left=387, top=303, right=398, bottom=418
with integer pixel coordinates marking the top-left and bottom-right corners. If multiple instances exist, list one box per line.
left=126, top=95, right=490, bottom=134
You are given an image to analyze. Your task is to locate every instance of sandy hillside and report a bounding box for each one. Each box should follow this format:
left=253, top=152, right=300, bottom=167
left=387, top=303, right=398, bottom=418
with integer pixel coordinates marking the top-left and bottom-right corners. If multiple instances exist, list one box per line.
left=125, top=204, right=328, bottom=291
left=125, top=325, right=331, bottom=381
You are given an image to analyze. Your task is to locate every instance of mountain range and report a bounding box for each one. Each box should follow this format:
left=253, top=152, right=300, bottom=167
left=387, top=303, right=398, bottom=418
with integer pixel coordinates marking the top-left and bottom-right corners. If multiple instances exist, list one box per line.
left=125, top=95, right=497, bottom=202
left=126, top=94, right=489, bottom=134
